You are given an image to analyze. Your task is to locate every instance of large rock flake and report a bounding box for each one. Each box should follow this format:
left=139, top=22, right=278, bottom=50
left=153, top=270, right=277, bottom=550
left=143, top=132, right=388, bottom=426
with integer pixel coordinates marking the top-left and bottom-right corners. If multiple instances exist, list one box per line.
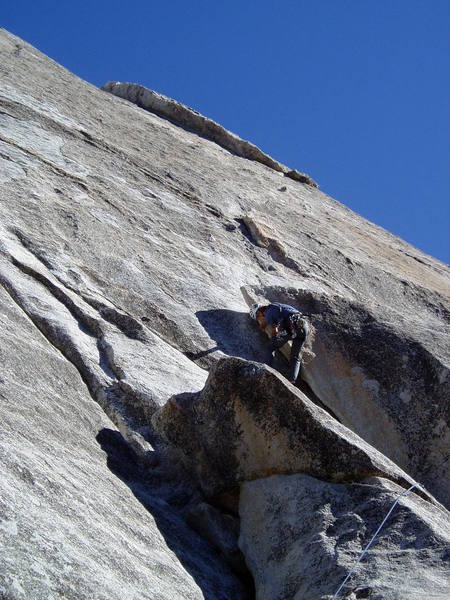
left=152, top=357, right=427, bottom=500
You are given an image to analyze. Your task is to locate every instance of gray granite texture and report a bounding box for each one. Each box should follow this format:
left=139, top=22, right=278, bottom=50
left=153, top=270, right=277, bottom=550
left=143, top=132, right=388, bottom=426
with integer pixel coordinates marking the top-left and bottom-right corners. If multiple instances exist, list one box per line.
left=1, top=27, right=449, bottom=599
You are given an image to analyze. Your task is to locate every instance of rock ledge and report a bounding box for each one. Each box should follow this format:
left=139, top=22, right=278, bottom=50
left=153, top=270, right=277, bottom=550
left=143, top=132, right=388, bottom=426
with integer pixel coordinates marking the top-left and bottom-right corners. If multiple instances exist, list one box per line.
left=102, top=81, right=318, bottom=187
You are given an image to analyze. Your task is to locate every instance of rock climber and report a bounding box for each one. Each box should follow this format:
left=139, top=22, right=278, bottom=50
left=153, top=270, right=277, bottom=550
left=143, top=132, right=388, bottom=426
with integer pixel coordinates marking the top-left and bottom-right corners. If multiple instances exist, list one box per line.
left=250, top=302, right=310, bottom=385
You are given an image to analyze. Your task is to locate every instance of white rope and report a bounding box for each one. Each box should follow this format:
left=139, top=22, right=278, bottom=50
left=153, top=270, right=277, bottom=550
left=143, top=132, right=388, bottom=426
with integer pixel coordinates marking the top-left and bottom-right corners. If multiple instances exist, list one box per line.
left=332, top=481, right=421, bottom=600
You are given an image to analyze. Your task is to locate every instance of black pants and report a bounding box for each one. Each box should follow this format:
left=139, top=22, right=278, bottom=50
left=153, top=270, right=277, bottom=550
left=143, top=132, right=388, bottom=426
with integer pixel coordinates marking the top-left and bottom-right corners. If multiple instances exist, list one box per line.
left=267, top=319, right=310, bottom=383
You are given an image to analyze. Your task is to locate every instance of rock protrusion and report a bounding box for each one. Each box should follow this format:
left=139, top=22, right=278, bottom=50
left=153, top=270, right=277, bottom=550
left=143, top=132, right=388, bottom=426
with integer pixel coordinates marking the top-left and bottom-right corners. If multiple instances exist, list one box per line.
left=254, top=284, right=450, bottom=509
left=152, top=357, right=426, bottom=502
left=242, top=216, right=309, bottom=276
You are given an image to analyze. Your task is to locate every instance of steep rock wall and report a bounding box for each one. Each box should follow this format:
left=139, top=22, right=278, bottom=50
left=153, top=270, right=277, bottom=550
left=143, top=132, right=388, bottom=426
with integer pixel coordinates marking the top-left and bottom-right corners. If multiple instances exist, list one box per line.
left=1, top=28, right=449, bottom=598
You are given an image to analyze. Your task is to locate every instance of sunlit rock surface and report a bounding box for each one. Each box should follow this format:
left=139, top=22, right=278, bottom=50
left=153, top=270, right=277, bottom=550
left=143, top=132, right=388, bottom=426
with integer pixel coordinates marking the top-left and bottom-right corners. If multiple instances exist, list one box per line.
left=1, top=27, right=449, bottom=599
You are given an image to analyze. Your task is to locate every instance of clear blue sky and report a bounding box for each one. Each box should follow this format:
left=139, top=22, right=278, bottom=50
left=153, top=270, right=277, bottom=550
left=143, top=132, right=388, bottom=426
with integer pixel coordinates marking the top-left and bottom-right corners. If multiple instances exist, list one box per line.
left=3, top=0, right=449, bottom=263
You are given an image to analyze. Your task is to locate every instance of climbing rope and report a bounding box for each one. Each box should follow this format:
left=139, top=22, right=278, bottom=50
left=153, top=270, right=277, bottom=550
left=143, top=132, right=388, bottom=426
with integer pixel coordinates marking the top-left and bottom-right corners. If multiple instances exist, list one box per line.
left=332, top=482, right=421, bottom=599
left=332, top=452, right=450, bottom=599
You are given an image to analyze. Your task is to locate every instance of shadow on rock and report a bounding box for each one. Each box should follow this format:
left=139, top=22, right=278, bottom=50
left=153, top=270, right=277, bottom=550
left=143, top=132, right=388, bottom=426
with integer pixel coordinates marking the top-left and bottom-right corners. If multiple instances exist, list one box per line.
left=96, top=428, right=249, bottom=599
left=192, top=309, right=267, bottom=363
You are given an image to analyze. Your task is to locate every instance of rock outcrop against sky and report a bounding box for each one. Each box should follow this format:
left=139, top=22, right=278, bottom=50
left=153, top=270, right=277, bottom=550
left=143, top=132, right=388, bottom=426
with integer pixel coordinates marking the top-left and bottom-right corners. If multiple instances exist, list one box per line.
left=0, top=29, right=449, bottom=599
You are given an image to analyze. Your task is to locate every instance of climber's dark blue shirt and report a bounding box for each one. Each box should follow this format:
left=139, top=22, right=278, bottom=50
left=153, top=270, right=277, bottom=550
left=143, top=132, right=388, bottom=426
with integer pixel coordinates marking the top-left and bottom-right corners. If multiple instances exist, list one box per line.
left=264, top=303, right=299, bottom=329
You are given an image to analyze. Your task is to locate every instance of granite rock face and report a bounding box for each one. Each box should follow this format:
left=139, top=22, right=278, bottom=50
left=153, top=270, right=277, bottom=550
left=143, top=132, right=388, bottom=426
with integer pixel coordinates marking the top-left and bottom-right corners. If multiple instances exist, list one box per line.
left=1, top=27, right=449, bottom=599
left=152, top=357, right=422, bottom=500
left=252, top=285, right=450, bottom=508
left=0, top=284, right=245, bottom=599
left=153, top=357, right=450, bottom=599
left=239, top=474, right=450, bottom=600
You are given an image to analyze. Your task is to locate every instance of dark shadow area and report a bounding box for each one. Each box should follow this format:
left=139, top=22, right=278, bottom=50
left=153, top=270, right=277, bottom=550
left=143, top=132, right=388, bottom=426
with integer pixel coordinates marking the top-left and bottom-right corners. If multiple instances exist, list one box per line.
left=234, top=218, right=257, bottom=245
left=96, top=428, right=254, bottom=599
left=195, top=309, right=267, bottom=363
left=297, top=378, right=341, bottom=422
left=267, top=354, right=340, bottom=419
left=97, top=428, right=141, bottom=480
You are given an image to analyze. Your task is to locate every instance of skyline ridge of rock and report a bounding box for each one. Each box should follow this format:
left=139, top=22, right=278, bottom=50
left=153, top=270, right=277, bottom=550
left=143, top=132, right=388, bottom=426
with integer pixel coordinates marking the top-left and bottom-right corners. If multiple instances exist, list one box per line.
left=102, top=80, right=318, bottom=188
